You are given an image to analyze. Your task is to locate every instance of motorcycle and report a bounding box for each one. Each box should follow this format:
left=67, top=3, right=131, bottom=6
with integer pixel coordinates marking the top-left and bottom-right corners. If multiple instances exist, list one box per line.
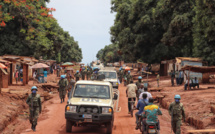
left=142, top=121, right=160, bottom=134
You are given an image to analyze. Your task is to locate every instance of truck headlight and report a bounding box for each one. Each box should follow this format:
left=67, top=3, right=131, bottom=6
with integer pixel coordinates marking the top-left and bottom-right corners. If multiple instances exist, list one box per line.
left=102, top=107, right=112, bottom=114
left=66, top=106, right=77, bottom=112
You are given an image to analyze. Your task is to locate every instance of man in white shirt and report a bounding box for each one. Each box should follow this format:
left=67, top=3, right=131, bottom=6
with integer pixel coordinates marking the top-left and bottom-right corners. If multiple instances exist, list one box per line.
left=139, top=88, right=152, bottom=101
left=126, top=81, right=138, bottom=114
left=184, top=79, right=193, bottom=90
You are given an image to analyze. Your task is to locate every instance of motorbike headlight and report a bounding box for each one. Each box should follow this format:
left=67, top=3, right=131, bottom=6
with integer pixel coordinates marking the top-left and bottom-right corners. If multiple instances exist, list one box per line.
left=66, top=106, right=77, bottom=112
left=102, top=107, right=112, bottom=114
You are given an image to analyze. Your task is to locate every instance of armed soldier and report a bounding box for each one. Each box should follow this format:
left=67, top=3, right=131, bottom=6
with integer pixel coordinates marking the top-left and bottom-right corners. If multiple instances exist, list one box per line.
left=86, top=68, right=91, bottom=80
left=126, top=71, right=132, bottom=85
left=168, top=95, right=186, bottom=134
left=74, top=70, right=81, bottom=81
left=118, top=68, right=124, bottom=83
left=81, top=67, right=86, bottom=80
left=136, top=76, right=143, bottom=100
left=58, top=75, right=68, bottom=103
left=67, top=76, right=76, bottom=99
left=26, top=86, right=42, bottom=131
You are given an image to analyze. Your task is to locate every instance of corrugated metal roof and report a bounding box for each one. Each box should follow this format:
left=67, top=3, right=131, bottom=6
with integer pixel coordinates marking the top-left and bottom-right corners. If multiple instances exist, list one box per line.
left=176, top=57, right=202, bottom=62
left=181, top=65, right=215, bottom=73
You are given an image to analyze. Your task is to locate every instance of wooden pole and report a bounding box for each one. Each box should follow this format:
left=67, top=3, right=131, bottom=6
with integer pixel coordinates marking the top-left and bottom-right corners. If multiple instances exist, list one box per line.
left=188, top=68, right=190, bottom=90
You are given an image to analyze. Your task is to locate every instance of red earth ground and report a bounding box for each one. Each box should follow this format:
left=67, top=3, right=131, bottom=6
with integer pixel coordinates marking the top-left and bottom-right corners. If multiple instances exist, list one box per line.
left=1, top=71, right=215, bottom=134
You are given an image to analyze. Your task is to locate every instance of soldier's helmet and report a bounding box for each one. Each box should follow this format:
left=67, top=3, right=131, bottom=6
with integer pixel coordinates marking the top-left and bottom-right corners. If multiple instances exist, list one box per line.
left=61, top=75, right=65, bottom=79
left=138, top=76, right=142, bottom=79
left=31, top=86, right=38, bottom=91
left=174, top=95, right=181, bottom=99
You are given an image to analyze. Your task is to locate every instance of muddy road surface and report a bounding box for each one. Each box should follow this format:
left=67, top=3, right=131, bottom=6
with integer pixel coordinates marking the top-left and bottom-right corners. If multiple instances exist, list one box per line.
left=21, top=84, right=173, bottom=134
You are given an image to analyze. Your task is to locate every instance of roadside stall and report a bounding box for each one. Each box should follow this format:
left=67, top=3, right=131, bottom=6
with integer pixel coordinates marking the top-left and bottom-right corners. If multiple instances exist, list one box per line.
left=181, top=65, right=215, bottom=89
left=31, top=63, right=49, bottom=83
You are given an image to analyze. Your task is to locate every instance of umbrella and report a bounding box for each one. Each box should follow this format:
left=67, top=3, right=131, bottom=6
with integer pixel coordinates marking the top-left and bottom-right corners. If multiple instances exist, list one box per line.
left=125, top=66, right=131, bottom=71
left=31, top=63, right=49, bottom=69
left=61, top=62, right=74, bottom=67
left=0, top=63, right=7, bottom=69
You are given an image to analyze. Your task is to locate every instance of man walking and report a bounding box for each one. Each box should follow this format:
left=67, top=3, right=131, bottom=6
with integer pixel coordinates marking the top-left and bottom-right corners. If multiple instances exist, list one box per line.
left=170, top=70, right=175, bottom=86
left=126, top=81, right=137, bottom=114
left=126, top=71, right=132, bottom=85
left=157, top=73, right=160, bottom=87
left=26, top=86, right=42, bottom=131
left=67, top=76, right=76, bottom=99
left=175, top=69, right=179, bottom=85
left=58, top=75, right=68, bottom=103
left=86, top=68, right=91, bottom=80
left=168, top=95, right=186, bottom=134
left=74, top=70, right=81, bottom=81
left=81, top=67, right=86, bottom=80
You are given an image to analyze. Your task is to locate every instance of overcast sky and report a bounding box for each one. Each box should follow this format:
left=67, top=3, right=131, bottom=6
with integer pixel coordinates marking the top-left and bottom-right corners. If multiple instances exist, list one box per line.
left=47, top=0, right=116, bottom=64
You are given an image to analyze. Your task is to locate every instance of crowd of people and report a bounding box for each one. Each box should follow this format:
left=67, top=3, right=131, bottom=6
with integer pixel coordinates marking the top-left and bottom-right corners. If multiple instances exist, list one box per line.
left=124, top=69, right=185, bottom=134
left=26, top=64, right=188, bottom=133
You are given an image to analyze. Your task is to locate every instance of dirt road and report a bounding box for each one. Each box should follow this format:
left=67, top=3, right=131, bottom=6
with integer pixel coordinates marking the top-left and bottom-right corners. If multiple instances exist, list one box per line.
left=21, top=84, right=172, bottom=134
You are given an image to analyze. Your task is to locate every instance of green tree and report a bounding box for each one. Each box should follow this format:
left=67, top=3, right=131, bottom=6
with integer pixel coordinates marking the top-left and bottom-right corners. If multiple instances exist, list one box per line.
left=193, top=0, right=215, bottom=65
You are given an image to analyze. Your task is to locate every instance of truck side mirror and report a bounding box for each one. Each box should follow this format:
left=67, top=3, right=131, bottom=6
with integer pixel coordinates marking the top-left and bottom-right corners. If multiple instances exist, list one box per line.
left=113, top=94, right=118, bottom=100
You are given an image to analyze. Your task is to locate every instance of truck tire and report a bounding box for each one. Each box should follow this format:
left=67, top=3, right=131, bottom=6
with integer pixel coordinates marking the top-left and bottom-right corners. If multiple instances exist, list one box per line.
left=66, top=120, right=72, bottom=133
left=106, top=122, right=113, bottom=134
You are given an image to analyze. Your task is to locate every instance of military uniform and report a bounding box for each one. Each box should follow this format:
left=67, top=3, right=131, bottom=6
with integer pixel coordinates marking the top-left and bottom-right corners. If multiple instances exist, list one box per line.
left=135, top=81, right=142, bottom=99
left=86, top=70, right=91, bottom=80
left=81, top=70, right=86, bottom=80
left=118, top=70, right=124, bottom=83
left=67, top=79, right=76, bottom=98
left=58, top=78, right=68, bottom=102
left=74, top=72, right=81, bottom=81
left=126, top=74, right=132, bottom=85
left=26, top=93, right=42, bottom=131
left=91, top=72, right=98, bottom=80
left=168, top=102, right=185, bottom=134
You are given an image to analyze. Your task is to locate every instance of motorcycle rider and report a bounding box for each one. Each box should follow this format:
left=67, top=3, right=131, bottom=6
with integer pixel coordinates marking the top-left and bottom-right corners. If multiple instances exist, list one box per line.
left=168, top=95, right=185, bottom=134
left=136, top=76, right=143, bottom=100
left=142, top=98, right=162, bottom=132
left=126, top=80, right=137, bottom=114
left=139, top=86, right=152, bottom=101
left=135, top=93, right=148, bottom=130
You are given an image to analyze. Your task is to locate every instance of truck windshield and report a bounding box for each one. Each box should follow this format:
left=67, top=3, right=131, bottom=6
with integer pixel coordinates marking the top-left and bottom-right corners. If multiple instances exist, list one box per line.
left=73, top=84, right=110, bottom=99
left=98, top=72, right=116, bottom=79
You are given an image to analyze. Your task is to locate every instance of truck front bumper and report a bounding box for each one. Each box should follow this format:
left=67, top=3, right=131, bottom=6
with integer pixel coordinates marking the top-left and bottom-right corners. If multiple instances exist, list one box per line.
left=65, top=112, right=113, bottom=124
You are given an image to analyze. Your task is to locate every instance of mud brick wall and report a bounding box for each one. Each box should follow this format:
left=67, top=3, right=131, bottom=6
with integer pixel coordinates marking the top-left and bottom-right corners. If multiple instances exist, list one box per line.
left=0, top=70, right=8, bottom=88
left=2, top=73, right=8, bottom=88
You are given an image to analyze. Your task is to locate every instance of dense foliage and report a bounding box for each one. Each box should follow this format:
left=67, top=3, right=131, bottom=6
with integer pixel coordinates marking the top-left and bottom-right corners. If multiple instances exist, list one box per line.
left=97, top=0, right=215, bottom=65
left=96, top=44, right=120, bottom=64
left=0, top=0, right=82, bottom=62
